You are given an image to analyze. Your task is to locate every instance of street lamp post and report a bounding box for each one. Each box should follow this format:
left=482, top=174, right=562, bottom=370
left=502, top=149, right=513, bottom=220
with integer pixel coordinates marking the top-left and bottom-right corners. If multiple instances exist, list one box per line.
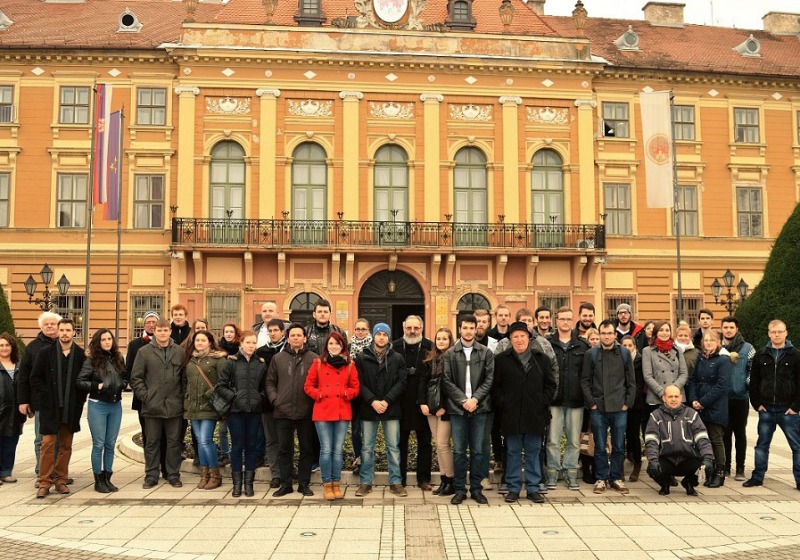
left=710, top=269, right=748, bottom=314
left=23, top=264, right=70, bottom=311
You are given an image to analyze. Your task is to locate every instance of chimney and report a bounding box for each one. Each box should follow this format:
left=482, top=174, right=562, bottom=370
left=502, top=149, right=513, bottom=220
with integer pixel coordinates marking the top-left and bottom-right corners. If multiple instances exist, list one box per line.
left=527, top=1, right=545, bottom=16
left=642, top=2, right=685, bottom=27
left=762, top=12, right=800, bottom=35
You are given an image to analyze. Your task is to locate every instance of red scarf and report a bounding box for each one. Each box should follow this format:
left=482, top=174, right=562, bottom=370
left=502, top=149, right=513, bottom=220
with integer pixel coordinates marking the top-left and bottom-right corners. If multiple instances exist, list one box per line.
left=655, top=337, right=674, bottom=355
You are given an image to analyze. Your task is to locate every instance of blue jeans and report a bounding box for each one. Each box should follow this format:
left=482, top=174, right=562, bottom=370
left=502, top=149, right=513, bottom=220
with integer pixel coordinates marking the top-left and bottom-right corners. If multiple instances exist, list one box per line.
left=591, top=409, right=627, bottom=482
left=191, top=419, right=219, bottom=468
left=752, top=404, right=800, bottom=486
left=450, top=412, right=489, bottom=494
left=315, top=420, right=349, bottom=483
left=86, top=400, right=122, bottom=474
left=217, top=420, right=230, bottom=455
left=0, top=434, right=20, bottom=477
left=547, top=406, right=583, bottom=471
left=506, top=433, right=543, bottom=494
left=361, top=418, right=401, bottom=485
left=227, top=412, right=262, bottom=472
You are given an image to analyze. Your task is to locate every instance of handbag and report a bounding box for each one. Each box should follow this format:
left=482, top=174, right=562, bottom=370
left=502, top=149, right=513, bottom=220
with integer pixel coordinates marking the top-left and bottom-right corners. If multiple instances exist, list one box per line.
left=194, top=363, right=234, bottom=418
left=579, top=430, right=612, bottom=457
left=426, top=376, right=442, bottom=411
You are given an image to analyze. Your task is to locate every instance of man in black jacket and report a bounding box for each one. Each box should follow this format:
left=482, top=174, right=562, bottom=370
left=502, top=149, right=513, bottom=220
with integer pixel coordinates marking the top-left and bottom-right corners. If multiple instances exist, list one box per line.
left=30, top=318, right=86, bottom=498
left=392, top=315, right=433, bottom=490
left=495, top=322, right=557, bottom=503
left=305, top=299, right=345, bottom=355
left=255, top=317, right=286, bottom=488
left=355, top=323, right=407, bottom=497
left=547, top=307, right=590, bottom=491
left=743, top=319, right=800, bottom=490
left=16, top=311, right=59, bottom=480
left=169, top=304, right=191, bottom=345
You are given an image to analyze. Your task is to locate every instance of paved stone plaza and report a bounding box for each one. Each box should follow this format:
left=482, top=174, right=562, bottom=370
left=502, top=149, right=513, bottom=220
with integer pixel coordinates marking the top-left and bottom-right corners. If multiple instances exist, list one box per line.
left=1, top=394, right=799, bottom=560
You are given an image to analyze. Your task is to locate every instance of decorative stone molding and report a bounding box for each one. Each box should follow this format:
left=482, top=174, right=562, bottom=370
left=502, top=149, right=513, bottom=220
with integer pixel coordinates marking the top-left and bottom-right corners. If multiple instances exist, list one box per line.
left=369, top=101, right=414, bottom=119
left=419, top=93, right=444, bottom=103
left=287, top=99, right=333, bottom=118
left=256, top=88, right=281, bottom=98
left=449, top=104, right=493, bottom=122
left=498, top=96, right=523, bottom=106
left=574, top=98, right=597, bottom=108
left=206, top=97, right=251, bottom=115
left=174, top=86, right=200, bottom=96
left=354, top=0, right=428, bottom=31
left=339, top=91, right=364, bottom=101
left=526, top=106, right=570, bottom=125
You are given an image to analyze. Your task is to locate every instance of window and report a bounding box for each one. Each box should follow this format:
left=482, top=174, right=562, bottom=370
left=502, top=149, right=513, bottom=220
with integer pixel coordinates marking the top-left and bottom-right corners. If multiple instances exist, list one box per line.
left=136, top=88, right=167, bottom=126
left=605, top=295, right=635, bottom=321
left=295, top=0, right=324, bottom=26
left=538, top=294, right=569, bottom=314
left=676, top=185, right=698, bottom=236
left=672, top=105, right=695, bottom=141
left=54, top=294, right=85, bottom=338
left=797, top=110, right=800, bottom=145
left=0, top=86, right=13, bottom=123
left=374, top=145, right=409, bottom=245
left=734, top=108, right=759, bottom=143
left=289, top=292, right=321, bottom=326
left=531, top=149, right=564, bottom=224
left=604, top=183, right=631, bottom=235
left=133, top=175, right=164, bottom=229
left=130, top=294, right=165, bottom=339
left=447, top=0, right=476, bottom=31
left=57, top=173, right=88, bottom=228
left=0, top=173, right=8, bottom=227
left=453, top=147, right=487, bottom=246
left=673, top=295, right=704, bottom=329
left=292, top=142, right=327, bottom=244
left=456, top=292, right=491, bottom=328
left=737, top=187, right=763, bottom=237
left=59, top=86, right=90, bottom=124
left=207, top=293, right=240, bottom=336
left=602, top=102, right=629, bottom=138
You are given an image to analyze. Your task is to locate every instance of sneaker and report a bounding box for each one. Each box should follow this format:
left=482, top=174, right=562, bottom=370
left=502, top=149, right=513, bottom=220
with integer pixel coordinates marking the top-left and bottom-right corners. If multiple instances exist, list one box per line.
left=610, top=480, right=630, bottom=494
left=389, top=484, right=408, bottom=497
left=497, top=482, right=509, bottom=494
left=593, top=480, right=606, bottom=494
left=311, top=463, right=320, bottom=473
left=355, top=484, right=372, bottom=497
left=545, top=469, right=558, bottom=490
left=538, top=483, right=548, bottom=494
left=352, top=458, right=361, bottom=477
left=2, top=476, right=17, bottom=483
left=734, top=470, right=746, bottom=481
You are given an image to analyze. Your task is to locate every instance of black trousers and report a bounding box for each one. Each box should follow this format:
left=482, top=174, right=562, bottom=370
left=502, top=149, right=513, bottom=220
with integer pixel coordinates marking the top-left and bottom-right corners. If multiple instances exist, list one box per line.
left=723, top=398, right=749, bottom=472
left=648, top=456, right=703, bottom=487
left=275, top=417, right=314, bottom=486
left=625, top=407, right=649, bottom=465
left=400, top=420, right=432, bottom=485
left=143, top=416, right=183, bottom=481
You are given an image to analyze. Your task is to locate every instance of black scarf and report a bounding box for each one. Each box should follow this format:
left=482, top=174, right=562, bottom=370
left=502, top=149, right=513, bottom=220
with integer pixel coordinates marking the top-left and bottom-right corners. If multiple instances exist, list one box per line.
left=723, top=331, right=746, bottom=353
left=55, top=344, right=75, bottom=423
left=327, top=355, right=348, bottom=369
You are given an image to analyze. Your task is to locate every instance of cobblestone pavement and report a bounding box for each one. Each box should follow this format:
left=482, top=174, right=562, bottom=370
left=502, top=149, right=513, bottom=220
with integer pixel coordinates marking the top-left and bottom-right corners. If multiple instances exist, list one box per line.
left=1, top=394, right=799, bottom=559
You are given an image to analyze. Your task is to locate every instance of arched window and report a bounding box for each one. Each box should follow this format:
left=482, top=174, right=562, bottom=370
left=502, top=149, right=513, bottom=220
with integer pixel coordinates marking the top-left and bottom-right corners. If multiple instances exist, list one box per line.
left=374, top=145, right=409, bottom=245
left=292, top=142, right=327, bottom=244
left=456, top=292, right=491, bottom=328
left=531, top=149, right=564, bottom=224
left=210, top=141, right=245, bottom=219
left=289, top=292, right=321, bottom=326
left=453, top=147, right=487, bottom=246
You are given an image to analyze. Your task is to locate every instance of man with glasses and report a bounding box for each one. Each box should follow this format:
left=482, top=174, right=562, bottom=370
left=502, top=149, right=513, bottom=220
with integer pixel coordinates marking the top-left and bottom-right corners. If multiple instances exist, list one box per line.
left=349, top=318, right=372, bottom=476
left=582, top=319, right=636, bottom=494
left=613, top=303, right=647, bottom=350
left=743, top=320, right=800, bottom=490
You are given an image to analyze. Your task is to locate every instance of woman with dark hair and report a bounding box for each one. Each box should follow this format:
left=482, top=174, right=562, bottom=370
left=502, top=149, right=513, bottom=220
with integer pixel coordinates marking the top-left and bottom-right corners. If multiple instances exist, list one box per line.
left=76, top=329, right=126, bottom=493
left=418, top=327, right=455, bottom=496
left=182, top=330, right=226, bottom=490
left=219, top=323, right=242, bottom=356
left=0, top=333, right=23, bottom=484
left=643, top=320, right=688, bottom=411
left=642, top=321, right=656, bottom=346
left=304, top=331, right=360, bottom=500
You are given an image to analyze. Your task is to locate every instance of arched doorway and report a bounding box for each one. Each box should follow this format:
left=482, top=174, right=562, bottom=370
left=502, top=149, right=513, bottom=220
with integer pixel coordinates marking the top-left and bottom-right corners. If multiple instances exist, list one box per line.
left=358, top=270, right=425, bottom=338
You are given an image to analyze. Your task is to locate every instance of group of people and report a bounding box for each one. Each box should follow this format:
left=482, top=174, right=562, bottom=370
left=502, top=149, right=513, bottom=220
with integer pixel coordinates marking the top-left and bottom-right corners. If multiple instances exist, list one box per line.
left=1, top=299, right=799, bottom=503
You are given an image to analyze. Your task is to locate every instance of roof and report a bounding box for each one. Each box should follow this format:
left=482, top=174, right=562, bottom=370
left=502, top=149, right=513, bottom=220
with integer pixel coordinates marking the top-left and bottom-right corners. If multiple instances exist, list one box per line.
left=544, top=15, right=800, bottom=79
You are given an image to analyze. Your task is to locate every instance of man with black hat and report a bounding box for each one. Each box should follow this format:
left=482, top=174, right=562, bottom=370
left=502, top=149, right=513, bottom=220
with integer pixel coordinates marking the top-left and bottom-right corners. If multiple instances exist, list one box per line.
left=614, top=303, right=647, bottom=351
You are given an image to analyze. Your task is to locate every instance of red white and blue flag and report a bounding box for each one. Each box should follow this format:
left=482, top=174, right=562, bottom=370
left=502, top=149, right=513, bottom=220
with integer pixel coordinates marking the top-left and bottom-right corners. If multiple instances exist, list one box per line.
left=104, top=110, right=121, bottom=221
left=92, top=84, right=122, bottom=220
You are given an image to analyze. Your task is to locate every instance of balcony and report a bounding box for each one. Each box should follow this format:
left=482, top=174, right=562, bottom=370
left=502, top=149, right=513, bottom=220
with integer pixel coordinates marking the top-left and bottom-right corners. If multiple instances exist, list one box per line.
left=171, top=218, right=605, bottom=251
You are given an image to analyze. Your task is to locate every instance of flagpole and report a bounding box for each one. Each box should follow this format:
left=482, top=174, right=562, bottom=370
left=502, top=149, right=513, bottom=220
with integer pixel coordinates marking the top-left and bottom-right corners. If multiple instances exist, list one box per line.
left=670, top=92, right=684, bottom=322
left=84, top=82, right=99, bottom=348
left=114, top=106, right=124, bottom=341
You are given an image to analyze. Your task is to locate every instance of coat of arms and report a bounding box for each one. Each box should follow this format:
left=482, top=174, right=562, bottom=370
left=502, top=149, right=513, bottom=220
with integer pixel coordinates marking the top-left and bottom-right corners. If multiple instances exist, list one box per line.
left=373, top=0, right=409, bottom=24
left=354, top=0, right=427, bottom=29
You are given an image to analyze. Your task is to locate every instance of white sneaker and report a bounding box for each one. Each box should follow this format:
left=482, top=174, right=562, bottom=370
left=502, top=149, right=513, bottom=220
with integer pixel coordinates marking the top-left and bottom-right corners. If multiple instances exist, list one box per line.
left=593, top=480, right=606, bottom=494
left=610, top=479, right=630, bottom=494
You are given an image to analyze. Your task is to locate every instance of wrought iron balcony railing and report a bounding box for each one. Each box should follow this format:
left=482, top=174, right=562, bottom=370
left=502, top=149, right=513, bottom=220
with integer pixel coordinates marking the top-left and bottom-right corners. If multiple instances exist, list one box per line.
left=171, top=218, right=605, bottom=250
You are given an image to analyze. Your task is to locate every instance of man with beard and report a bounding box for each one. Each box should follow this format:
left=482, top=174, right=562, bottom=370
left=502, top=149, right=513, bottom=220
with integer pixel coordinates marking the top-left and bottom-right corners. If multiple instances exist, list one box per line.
left=392, top=315, right=433, bottom=490
left=720, top=316, right=755, bottom=481
left=255, top=318, right=286, bottom=488
left=474, top=310, right=498, bottom=352
left=613, top=303, right=647, bottom=350
left=487, top=305, right=511, bottom=341
left=348, top=318, right=372, bottom=476
left=16, top=311, right=60, bottom=483
left=573, top=302, right=597, bottom=339
left=169, top=304, right=191, bottom=345
left=692, top=309, right=718, bottom=349
left=305, top=299, right=345, bottom=355
left=535, top=306, right=554, bottom=338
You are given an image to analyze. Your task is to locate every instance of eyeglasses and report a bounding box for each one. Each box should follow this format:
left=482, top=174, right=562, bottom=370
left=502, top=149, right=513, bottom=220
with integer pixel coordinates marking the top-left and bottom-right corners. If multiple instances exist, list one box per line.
left=556, top=317, right=572, bottom=322
left=354, top=328, right=369, bottom=332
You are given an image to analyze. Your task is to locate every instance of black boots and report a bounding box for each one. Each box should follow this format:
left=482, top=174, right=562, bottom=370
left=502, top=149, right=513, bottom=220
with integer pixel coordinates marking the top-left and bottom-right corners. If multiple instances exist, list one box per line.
left=94, top=472, right=111, bottom=494
left=436, top=475, right=455, bottom=496
left=681, top=474, right=699, bottom=496
left=580, top=455, right=596, bottom=484
left=103, top=471, right=119, bottom=492
left=244, top=470, right=255, bottom=497
left=707, top=466, right=726, bottom=488
left=231, top=471, right=243, bottom=497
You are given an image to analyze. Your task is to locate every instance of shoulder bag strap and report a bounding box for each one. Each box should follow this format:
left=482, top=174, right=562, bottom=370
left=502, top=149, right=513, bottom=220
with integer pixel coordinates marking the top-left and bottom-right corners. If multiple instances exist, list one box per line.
left=194, top=363, right=214, bottom=391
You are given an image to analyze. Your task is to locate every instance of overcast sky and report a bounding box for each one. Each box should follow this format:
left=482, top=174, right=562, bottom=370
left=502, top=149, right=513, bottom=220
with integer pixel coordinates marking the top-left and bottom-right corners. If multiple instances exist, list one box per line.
left=544, top=0, right=799, bottom=30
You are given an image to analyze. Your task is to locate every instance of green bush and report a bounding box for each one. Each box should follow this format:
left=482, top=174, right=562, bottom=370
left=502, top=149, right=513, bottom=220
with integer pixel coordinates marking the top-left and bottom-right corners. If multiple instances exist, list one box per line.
left=0, top=281, right=25, bottom=357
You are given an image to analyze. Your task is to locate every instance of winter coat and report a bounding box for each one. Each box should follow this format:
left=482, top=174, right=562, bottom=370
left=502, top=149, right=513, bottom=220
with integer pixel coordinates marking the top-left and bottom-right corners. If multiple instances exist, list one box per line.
left=76, top=353, right=126, bottom=404
left=305, top=322, right=345, bottom=355
left=681, top=346, right=699, bottom=378
left=30, top=343, right=87, bottom=434
left=15, top=332, right=56, bottom=408
left=304, top=357, right=360, bottom=422
left=442, top=340, right=495, bottom=416
left=170, top=322, right=191, bottom=345
left=750, top=343, right=800, bottom=412
left=182, top=351, right=226, bottom=420
left=630, top=352, right=648, bottom=411
left=266, top=346, right=317, bottom=420
left=644, top=403, right=713, bottom=466
left=614, top=320, right=648, bottom=351
left=547, top=334, right=590, bottom=408
left=392, top=337, right=433, bottom=431
left=493, top=347, right=557, bottom=437
left=723, top=333, right=754, bottom=401
left=417, top=357, right=449, bottom=419
left=687, top=351, right=731, bottom=427
left=126, top=335, right=151, bottom=412
left=130, top=339, right=185, bottom=419
left=0, top=364, right=24, bottom=437
left=217, top=351, right=267, bottom=414
left=354, top=345, right=408, bottom=421
left=642, top=345, right=689, bottom=405
left=218, top=338, right=240, bottom=357
left=581, top=343, right=636, bottom=412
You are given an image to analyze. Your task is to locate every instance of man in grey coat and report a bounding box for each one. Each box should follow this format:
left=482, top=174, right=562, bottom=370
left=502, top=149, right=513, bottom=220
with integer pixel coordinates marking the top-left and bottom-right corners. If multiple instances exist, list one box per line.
left=131, top=318, right=186, bottom=489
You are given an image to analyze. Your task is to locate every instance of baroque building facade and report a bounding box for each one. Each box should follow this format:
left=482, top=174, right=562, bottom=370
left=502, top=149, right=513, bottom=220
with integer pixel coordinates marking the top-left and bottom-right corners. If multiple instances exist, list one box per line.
left=1, top=0, right=799, bottom=345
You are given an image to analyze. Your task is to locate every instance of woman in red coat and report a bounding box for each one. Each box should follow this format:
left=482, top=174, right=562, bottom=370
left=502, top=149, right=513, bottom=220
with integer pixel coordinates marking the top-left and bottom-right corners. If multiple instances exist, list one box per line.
left=304, top=331, right=360, bottom=500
